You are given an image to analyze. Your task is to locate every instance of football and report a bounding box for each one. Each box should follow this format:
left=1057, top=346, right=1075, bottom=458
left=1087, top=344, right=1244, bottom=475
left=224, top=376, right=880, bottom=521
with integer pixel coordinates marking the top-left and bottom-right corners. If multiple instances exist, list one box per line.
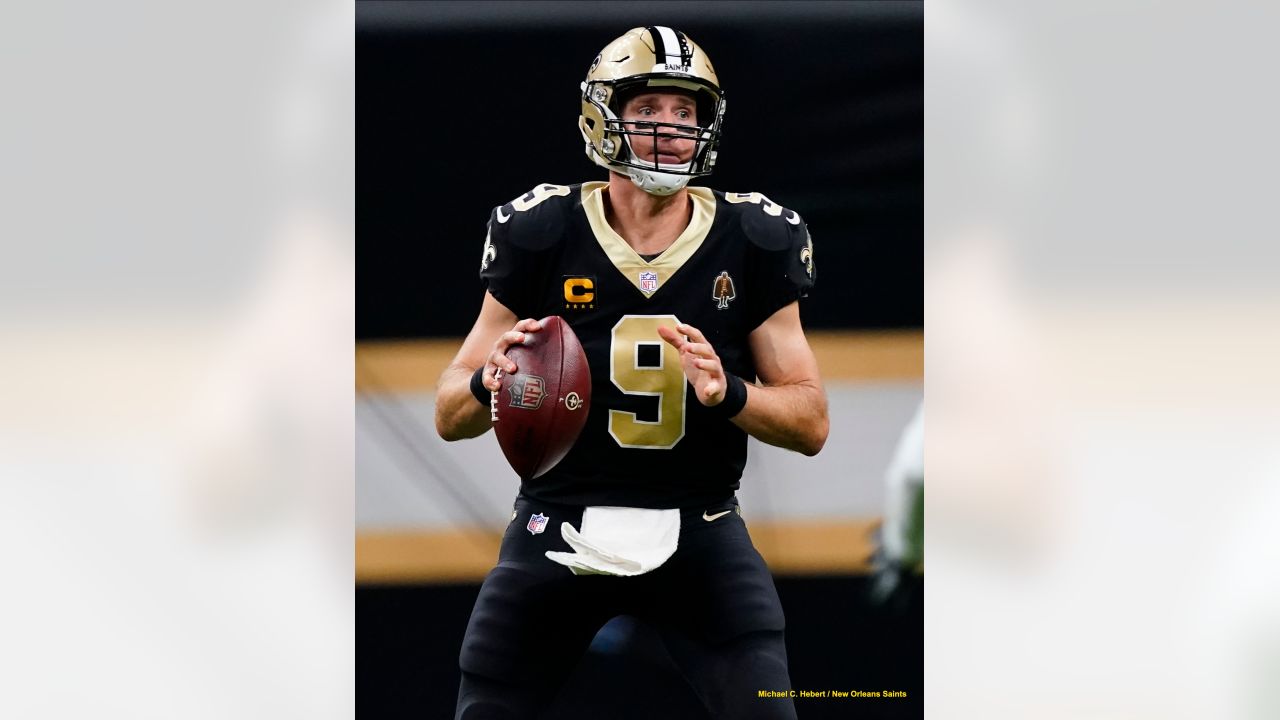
left=492, top=315, right=591, bottom=479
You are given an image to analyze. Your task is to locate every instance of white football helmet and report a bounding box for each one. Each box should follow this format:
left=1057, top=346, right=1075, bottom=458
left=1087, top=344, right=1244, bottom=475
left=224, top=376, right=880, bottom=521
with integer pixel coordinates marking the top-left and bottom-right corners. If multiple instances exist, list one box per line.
left=579, top=26, right=726, bottom=196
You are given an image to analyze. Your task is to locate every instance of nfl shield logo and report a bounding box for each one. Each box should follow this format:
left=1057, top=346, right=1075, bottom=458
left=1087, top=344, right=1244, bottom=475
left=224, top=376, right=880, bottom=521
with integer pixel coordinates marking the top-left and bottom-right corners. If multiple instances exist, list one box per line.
left=639, top=271, right=658, bottom=294
left=508, top=374, right=546, bottom=410
left=526, top=513, right=549, bottom=535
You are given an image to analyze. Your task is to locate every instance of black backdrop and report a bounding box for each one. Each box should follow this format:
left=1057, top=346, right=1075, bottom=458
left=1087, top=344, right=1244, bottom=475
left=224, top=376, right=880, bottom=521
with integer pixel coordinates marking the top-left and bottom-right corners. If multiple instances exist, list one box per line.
left=357, top=1, right=922, bottom=339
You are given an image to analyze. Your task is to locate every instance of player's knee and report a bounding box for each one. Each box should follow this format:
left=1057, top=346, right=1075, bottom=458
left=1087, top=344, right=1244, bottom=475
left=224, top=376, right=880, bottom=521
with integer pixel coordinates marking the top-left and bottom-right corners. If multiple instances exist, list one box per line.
left=456, top=699, right=525, bottom=720
left=455, top=699, right=509, bottom=720
left=455, top=671, right=536, bottom=720
left=703, top=631, right=796, bottom=720
left=735, top=630, right=791, bottom=678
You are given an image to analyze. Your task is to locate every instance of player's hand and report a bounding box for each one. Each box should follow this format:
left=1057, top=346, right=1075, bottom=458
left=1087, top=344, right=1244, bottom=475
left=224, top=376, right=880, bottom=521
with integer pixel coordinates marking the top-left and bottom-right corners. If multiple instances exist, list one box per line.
left=481, top=318, right=542, bottom=392
left=657, top=323, right=727, bottom=406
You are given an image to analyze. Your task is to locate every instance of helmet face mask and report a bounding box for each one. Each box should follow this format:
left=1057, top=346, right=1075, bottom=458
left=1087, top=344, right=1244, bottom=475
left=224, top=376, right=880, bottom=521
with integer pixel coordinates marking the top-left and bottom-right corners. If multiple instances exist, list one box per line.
left=579, top=26, right=725, bottom=196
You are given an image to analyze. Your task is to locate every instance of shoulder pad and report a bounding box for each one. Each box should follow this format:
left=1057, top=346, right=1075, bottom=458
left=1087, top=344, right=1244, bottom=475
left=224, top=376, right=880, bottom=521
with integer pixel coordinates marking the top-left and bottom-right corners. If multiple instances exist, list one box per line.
left=721, top=191, right=808, bottom=251
left=487, top=183, right=576, bottom=251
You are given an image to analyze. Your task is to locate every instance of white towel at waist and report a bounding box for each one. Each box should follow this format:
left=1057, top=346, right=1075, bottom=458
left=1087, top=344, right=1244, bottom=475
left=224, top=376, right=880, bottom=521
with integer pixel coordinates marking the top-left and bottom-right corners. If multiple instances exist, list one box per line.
left=544, top=506, right=680, bottom=576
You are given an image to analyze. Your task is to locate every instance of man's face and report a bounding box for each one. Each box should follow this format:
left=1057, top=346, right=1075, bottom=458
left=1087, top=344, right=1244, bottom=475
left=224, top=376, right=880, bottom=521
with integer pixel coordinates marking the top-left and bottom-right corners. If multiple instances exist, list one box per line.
left=618, top=89, right=700, bottom=166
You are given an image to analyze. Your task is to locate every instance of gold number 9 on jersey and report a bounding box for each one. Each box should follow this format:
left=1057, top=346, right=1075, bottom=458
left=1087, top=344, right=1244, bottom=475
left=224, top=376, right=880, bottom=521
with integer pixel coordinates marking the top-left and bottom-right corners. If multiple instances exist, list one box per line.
left=609, top=315, right=687, bottom=449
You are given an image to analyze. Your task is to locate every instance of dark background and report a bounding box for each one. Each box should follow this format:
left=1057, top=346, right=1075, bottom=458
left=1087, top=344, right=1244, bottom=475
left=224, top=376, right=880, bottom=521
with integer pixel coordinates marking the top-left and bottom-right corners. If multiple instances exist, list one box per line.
left=357, top=0, right=922, bottom=339
left=357, top=2, right=923, bottom=717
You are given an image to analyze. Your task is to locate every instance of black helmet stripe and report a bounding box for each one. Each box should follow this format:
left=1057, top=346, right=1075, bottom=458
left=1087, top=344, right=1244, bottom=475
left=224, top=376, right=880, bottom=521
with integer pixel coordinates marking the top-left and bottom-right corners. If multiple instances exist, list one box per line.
left=647, top=26, right=688, bottom=68
left=675, top=30, right=692, bottom=65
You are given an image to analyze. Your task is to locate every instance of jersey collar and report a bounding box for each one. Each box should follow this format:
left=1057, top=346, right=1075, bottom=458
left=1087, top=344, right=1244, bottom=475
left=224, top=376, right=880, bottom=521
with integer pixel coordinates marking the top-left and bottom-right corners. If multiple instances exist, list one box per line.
left=580, top=182, right=716, bottom=297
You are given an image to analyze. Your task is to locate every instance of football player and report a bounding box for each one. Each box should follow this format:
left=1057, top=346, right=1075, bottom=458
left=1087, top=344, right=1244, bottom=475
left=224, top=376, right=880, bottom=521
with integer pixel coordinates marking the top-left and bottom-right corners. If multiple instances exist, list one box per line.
left=436, top=26, right=828, bottom=719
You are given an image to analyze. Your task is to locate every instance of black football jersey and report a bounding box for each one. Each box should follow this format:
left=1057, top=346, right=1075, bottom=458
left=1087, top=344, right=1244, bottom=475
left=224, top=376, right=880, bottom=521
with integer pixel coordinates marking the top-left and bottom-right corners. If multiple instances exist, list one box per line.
left=479, top=182, right=815, bottom=508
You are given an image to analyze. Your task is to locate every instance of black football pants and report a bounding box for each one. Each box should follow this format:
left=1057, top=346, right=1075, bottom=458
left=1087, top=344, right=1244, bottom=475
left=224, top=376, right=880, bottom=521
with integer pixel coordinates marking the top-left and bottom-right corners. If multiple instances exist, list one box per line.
left=454, top=494, right=797, bottom=720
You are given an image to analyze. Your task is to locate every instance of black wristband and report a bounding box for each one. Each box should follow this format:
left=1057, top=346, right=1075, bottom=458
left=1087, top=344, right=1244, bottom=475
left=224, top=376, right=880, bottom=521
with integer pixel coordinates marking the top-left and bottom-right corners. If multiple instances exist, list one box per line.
left=469, top=366, right=490, bottom=407
left=711, top=372, right=749, bottom=419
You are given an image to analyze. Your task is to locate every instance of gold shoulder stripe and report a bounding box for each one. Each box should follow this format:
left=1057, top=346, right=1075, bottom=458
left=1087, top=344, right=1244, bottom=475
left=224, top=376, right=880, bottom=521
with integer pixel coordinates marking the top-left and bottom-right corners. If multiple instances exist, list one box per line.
left=580, top=183, right=716, bottom=296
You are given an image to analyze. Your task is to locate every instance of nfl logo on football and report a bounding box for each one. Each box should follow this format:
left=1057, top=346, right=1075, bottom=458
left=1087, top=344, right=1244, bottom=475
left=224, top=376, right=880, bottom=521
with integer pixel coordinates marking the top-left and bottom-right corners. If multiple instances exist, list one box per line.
left=639, top=270, right=658, bottom=294
left=526, top=513, right=549, bottom=535
left=508, top=374, right=545, bottom=410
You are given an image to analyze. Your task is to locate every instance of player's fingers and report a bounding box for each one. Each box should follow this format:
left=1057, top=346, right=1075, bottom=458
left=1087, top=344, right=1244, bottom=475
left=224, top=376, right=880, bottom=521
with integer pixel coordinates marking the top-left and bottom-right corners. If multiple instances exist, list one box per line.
left=693, top=357, right=722, bottom=373
left=656, top=325, right=684, bottom=348
left=514, top=318, right=542, bottom=333
left=703, top=380, right=721, bottom=400
left=681, top=342, right=716, bottom=359
left=489, top=349, right=518, bottom=374
left=482, top=364, right=502, bottom=391
left=495, top=330, right=526, bottom=350
left=676, top=323, right=708, bottom=344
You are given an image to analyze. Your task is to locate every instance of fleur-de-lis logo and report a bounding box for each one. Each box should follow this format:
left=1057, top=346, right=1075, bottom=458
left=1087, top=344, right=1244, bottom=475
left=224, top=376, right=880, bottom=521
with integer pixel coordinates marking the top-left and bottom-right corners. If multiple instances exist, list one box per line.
left=480, top=231, right=497, bottom=271
left=800, top=234, right=814, bottom=278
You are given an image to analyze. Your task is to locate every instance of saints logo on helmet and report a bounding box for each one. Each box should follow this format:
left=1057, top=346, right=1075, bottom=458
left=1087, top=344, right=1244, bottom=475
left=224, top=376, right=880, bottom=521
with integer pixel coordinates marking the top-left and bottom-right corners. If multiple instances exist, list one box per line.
left=579, top=26, right=726, bottom=196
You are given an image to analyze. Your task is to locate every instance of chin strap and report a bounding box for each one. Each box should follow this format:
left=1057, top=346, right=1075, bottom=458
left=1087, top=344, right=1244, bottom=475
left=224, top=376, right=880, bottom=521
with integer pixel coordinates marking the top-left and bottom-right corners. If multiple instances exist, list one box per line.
left=621, top=134, right=694, bottom=196
left=626, top=168, right=691, bottom=196
left=583, top=139, right=696, bottom=196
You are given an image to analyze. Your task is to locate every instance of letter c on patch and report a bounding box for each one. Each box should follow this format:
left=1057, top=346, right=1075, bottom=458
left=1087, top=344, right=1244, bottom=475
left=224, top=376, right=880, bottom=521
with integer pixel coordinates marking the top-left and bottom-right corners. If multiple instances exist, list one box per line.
left=564, top=277, right=595, bottom=303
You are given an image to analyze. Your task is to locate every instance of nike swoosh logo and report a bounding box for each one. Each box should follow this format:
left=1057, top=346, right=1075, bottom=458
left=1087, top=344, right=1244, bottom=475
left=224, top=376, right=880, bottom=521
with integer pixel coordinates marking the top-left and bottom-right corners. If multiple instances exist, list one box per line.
left=785, top=211, right=801, bottom=225
left=702, top=510, right=732, bottom=522
left=496, top=207, right=511, bottom=223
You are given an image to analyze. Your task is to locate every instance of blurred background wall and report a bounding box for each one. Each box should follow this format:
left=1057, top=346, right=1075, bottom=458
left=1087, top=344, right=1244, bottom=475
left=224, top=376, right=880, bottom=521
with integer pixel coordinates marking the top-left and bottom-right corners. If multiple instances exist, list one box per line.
left=355, top=2, right=922, bottom=717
